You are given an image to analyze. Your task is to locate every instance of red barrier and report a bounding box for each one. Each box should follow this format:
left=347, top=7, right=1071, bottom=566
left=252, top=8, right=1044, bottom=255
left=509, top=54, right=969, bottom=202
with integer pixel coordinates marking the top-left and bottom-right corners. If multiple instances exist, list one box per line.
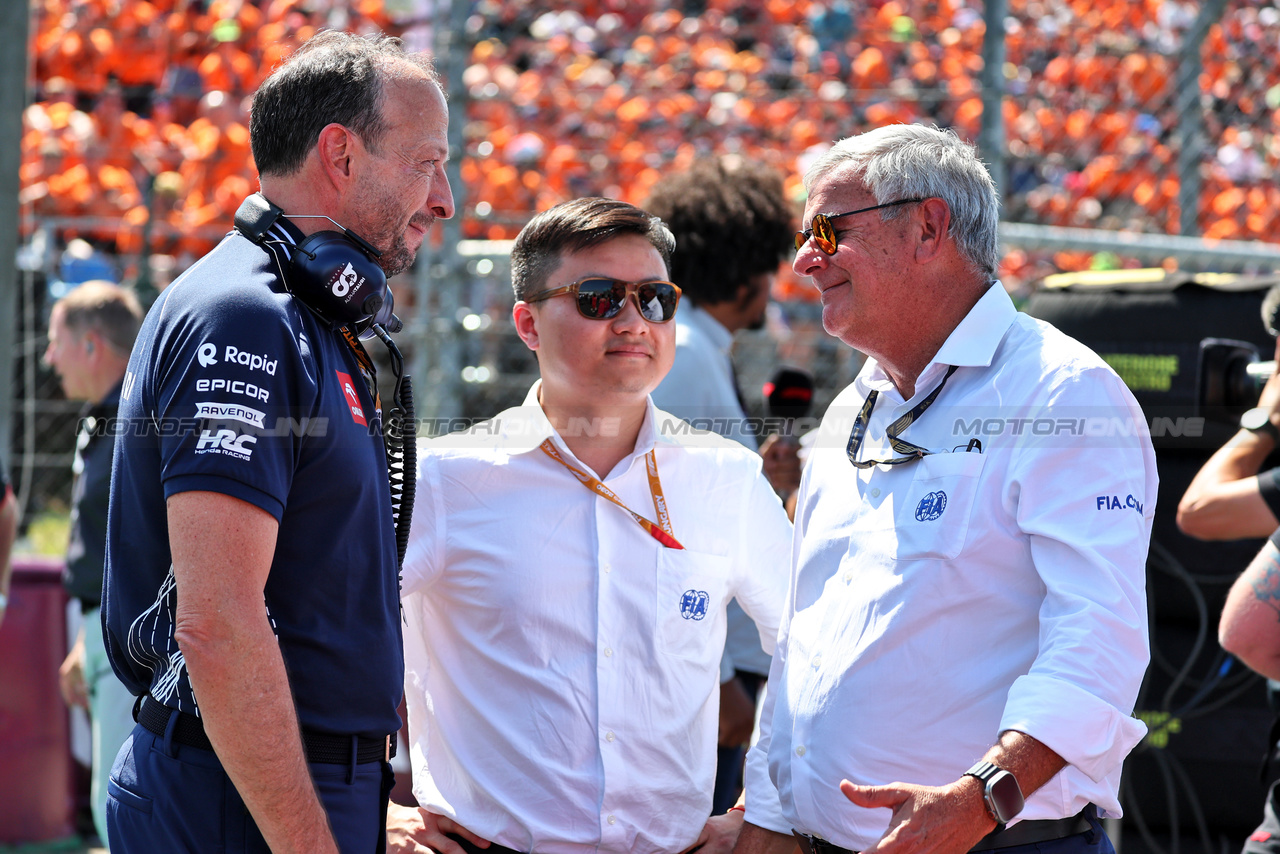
left=0, top=556, right=75, bottom=844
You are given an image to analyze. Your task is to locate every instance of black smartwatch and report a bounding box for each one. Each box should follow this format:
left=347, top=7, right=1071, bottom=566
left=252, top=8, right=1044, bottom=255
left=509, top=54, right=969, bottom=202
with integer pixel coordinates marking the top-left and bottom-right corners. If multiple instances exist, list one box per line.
left=964, top=761, right=1025, bottom=827
left=1241, top=407, right=1280, bottom=444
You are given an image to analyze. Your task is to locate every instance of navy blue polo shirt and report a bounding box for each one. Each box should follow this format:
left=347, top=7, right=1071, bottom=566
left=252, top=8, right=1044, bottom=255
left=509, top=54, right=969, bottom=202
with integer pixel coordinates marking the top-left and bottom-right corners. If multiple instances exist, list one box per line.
left=102, top=226, right=403, bottom=738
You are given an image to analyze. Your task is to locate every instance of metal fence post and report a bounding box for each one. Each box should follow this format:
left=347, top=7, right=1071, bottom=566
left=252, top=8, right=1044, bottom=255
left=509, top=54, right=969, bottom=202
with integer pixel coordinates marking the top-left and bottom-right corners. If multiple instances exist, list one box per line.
left=0, top=2, right=30, bottom=478
left=413, top=0, right=469, bottom=435
left=1176, top=0, right=1227, bottom=237
left=980, top=0, right=1007, bottom=204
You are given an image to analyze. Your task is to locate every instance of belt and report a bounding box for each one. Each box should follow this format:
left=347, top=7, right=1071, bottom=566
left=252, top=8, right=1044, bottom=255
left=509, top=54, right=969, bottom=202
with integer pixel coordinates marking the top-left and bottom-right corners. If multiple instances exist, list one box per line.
left=445, top=832, right=522, bottom=854
left=137, top=695, right=395, bottom=765
left=970, top=808, right=1095, bottom=851
left=793, top=807, right=1095, bottom=854
left=792, top=831, right=855, bottom=854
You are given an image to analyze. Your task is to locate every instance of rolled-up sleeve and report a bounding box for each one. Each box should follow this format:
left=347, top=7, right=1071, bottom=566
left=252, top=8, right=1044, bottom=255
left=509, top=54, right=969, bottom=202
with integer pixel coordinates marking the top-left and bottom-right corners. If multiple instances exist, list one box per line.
left=1001, top=367, right=1155, bottom=781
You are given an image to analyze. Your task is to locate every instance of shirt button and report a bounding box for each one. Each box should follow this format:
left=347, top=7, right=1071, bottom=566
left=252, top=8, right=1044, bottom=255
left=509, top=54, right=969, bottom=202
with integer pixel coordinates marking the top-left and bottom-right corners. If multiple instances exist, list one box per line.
left=607, top=815, right=617, bottom=825
left=603, top=647, right=613, bottom=658
left=796, top=745, right=807, bottom=757
left=842, top=571, right=853, bottom=584
left=812, top=655, right=822, bottom=669
left=870, top=487, right=881, bottom=498
left=605, top=731, right=616, bottom=742
left=602, top=563, right=612, bottom=574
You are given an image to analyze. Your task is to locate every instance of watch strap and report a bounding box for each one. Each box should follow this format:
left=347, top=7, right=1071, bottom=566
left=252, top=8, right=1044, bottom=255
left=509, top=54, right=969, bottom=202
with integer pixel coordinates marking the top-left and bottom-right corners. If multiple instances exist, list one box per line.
left=964, top=760, right=1001, bottom=783
left=1243, top=409, right=1280, bottom=443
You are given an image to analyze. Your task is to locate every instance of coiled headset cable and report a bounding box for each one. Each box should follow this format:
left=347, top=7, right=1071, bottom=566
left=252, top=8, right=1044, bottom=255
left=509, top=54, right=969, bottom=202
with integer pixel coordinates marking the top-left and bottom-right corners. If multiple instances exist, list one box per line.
left=370, top=323, right=415, bottom=573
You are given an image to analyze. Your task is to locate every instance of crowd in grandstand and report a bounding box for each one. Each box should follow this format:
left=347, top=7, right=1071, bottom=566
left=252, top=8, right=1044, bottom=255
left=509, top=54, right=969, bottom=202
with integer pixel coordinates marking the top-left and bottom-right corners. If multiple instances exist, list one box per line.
left=19, top=0, right=1280, bottom=295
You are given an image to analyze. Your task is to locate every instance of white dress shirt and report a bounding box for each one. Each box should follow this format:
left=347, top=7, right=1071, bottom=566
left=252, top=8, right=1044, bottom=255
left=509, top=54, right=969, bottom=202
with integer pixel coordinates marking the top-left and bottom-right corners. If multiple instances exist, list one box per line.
left=743, top=283, right=1156, bottom=848
left=402, top=384, right=792, bottom=854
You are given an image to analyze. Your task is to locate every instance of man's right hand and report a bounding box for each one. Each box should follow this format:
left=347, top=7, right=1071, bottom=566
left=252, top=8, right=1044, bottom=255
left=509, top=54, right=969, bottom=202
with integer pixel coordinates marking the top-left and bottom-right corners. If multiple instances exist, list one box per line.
left=59, top=631, right=88, bottom=709
left=386, top=803, right=492, bottom=854
left=759, top=434, right=802, bottom=501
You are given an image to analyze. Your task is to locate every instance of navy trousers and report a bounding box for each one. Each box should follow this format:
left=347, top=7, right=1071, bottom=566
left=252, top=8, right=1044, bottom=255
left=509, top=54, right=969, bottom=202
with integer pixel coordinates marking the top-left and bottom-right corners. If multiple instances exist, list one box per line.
left=106, top=723, right=394, bottom=853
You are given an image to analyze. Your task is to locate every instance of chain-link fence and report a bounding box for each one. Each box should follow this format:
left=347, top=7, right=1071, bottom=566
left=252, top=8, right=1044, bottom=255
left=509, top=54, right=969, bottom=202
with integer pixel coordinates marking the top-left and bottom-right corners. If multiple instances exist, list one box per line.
left=17, top=0, right=1280, bottom=515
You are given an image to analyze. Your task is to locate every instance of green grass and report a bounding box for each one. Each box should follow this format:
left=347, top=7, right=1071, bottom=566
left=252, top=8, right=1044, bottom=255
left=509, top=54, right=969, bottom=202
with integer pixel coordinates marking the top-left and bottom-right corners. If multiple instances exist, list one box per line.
left=23, top=511, right=70, bottom=557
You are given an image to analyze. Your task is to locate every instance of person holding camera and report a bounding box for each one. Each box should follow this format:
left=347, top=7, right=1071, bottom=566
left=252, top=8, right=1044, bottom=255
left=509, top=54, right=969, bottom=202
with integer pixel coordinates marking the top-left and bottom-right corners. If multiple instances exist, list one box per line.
left=1177, top=335, right=1280, bottom=541
left=1181, top=299, right=1280, bottom=854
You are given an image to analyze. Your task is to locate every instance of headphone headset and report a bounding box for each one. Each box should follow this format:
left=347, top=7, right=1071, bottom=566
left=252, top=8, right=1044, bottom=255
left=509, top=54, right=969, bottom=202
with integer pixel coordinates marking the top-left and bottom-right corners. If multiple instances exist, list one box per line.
left=233, top=192, right=416, bottom=571
left=233, top=193, right=401, bottom=336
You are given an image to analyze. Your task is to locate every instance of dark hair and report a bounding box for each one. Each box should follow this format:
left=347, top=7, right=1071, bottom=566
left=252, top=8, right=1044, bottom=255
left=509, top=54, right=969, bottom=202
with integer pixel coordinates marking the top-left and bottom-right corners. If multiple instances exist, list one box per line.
left=54, top=280, right=143, bottom=357
left=643, top=157, right=794, bottom=306
left=510, top=198, right=676, bottom=301
left=249, top=30, right=438, bottom=177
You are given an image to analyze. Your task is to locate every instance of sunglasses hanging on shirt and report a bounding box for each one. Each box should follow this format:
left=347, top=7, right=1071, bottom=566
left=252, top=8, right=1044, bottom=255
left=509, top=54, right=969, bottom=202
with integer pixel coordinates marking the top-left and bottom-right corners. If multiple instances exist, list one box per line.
left=847, top=365, right=957, bottom=468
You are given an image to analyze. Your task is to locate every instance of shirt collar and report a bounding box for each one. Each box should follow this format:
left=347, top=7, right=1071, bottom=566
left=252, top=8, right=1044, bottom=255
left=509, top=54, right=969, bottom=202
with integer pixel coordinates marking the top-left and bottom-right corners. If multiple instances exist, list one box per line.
left=683, top=304, right=734, bottom=355
left=931, top=281, right=1017, bottom=369
left=470, top=381, right=670, bottom=470
left=861, top=281, right=1016, bottom=396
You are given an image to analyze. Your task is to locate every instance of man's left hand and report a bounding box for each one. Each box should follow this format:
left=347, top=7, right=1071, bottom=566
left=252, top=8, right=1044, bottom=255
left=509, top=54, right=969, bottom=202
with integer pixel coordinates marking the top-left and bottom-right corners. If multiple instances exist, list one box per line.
left=839, top=777, right=996, bottom=854
left=681, top=809, right=746, bottom=854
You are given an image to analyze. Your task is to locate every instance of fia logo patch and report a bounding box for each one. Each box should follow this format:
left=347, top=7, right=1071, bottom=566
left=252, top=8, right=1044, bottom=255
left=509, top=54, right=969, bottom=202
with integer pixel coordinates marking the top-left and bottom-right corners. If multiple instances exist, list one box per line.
left=915, top=490, right=947, bottom=521
left=336, top=371, right=367, bottom=426
left=680, top=589, right=710, bottom=621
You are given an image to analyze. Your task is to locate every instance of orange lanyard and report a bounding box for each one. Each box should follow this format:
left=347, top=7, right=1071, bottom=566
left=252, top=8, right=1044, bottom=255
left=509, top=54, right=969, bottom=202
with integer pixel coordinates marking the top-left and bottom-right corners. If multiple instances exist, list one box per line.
left=539, top=439, right=684, bottom=550
left=339, top=325, right=380, bottom=410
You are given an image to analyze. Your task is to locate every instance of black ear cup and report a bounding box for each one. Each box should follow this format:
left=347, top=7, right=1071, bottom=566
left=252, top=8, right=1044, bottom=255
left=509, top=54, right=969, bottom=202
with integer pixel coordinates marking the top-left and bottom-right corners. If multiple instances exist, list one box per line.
left=234, top=194, right=392, bottom=330
left=287, top=230, right=389, bottom=328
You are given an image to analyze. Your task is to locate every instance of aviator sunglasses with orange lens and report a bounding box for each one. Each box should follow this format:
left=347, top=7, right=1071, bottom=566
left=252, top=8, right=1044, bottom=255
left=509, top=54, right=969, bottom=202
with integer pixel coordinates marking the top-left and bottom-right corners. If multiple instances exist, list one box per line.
left=794, top=198, right=927, bottom=255
left=525, top=277, right=683, bottom=323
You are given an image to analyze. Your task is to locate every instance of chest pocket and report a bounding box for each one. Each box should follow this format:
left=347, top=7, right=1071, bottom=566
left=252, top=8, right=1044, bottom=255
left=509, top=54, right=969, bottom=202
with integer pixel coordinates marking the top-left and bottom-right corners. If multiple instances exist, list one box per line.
left=892, top=452, right=986, bottom=560
left=656, top=548, right=731, bottom=662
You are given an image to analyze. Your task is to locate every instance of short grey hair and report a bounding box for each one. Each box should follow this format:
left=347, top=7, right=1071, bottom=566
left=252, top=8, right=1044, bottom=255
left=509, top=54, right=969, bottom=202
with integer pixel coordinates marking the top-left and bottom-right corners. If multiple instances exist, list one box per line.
left=803, top=125, right=1000, bottom=278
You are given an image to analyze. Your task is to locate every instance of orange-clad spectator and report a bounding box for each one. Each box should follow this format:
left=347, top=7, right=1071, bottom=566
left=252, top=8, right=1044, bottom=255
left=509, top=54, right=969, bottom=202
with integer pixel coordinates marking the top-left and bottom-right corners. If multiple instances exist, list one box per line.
left=81, top=150, right=144, bottom=245
left=87, top=84, right=147, bottom=173
left=36, top=5, right=115, bottom=106
left=109, top=3, right=166, bottom=112
left=207, top=0, right=264, bottom=35
left=179, top=91, right=252, bottom=212
left=18, top=0, right=1280, bottom=291
left=158, top=31, right=206, bottom=126
left=117, top=170, right=191, bottom=259
left=198, top=20, right=257, bottom=97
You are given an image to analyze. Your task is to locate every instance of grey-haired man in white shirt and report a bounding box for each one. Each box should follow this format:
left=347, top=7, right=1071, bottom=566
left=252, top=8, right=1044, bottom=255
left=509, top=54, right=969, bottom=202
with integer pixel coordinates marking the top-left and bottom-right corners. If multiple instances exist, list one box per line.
left=387, top=197, right=792, bottom=854
left=734, top=125, right=1156, bottom=854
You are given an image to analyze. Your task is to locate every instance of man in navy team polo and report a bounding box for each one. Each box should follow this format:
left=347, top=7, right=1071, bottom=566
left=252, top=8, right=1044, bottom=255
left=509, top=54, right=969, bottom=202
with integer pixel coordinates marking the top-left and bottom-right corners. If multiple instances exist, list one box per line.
left=101, top=31, right=453, bottom=854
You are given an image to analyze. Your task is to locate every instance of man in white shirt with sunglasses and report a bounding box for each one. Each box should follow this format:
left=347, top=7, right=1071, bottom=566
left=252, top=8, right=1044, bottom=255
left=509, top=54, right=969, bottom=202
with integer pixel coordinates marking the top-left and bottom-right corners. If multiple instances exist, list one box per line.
left=388, top=197, right=792, bottom=854
left=733, top=124, right=1157, bottom=854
